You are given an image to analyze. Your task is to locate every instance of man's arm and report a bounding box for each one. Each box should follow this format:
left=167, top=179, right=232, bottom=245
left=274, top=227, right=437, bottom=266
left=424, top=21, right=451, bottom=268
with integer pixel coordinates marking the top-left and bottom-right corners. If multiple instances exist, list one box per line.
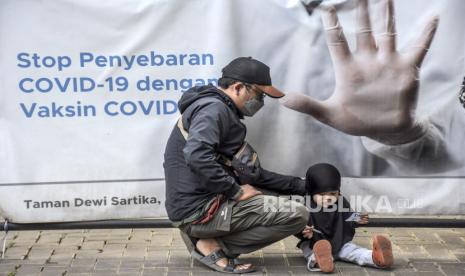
left=254, top=168, right=306, bottom=195
left=183, top=102, right=242, bottom=199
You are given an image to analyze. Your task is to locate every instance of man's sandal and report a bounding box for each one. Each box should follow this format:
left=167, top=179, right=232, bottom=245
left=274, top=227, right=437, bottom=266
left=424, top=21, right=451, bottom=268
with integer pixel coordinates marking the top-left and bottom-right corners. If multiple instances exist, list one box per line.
left=191, top=248, right=256, bottom=274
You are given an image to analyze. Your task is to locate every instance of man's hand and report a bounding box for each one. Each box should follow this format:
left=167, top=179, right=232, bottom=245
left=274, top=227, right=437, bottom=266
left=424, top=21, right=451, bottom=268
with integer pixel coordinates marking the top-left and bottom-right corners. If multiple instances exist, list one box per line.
left=302, top=225, right=314, bottom=239
left=282, top=0, right=439, bottom=138
left=236, top=184, right=262, bottom=201
left=357, top=213, right=369, bottom=225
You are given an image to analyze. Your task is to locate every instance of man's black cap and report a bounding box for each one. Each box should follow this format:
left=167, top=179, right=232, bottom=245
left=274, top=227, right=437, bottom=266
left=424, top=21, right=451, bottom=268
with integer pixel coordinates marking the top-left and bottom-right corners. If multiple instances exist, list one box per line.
left=221, top=57, right=285, bottom=98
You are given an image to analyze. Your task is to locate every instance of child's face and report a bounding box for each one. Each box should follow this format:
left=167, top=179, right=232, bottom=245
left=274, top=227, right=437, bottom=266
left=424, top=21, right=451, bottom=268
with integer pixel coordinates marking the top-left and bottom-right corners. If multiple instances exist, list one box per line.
left=312, top=191, right=339, bottom=208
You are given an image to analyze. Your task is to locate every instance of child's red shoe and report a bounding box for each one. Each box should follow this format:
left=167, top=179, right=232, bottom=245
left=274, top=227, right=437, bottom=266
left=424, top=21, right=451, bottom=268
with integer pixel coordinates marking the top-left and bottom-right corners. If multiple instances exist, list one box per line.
left=372, top=235, right=393, bottom=268
left=313, top=240, right=334, bottom=273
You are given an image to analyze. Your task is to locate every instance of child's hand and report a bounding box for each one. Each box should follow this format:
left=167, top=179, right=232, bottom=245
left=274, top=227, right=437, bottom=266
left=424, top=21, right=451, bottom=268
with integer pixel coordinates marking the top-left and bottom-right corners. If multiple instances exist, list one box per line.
left=357, top=213, right=369, bottom=225
left=302, top=225, right=314, bottom=239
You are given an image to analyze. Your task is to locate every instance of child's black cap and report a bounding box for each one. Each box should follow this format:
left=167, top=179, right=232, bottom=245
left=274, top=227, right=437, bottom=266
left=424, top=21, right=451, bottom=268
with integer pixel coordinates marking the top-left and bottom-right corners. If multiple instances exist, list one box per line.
left=305, top=163, right=341, bottom=195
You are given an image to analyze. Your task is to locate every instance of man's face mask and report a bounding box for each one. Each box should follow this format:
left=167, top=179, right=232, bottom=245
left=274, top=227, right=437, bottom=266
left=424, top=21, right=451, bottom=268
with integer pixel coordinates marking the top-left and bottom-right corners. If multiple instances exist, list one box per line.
left=240, top=84, right=265, bottom=117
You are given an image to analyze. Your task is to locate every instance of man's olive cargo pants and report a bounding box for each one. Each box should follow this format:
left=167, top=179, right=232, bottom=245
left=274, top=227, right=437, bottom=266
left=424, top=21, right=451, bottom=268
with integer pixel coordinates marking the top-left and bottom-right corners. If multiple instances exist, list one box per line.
left=178, top=193, right=309, bottom=257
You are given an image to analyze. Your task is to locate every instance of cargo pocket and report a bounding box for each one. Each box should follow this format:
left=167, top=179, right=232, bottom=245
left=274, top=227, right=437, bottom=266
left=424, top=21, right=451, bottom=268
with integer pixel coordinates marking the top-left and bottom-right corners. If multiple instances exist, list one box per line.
left=215, top=199, right=234, bottom=232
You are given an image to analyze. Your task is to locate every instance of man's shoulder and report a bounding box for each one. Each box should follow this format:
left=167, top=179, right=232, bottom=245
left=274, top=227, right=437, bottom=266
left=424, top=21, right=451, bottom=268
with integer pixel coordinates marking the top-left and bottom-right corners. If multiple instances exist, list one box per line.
left=187, top=97, right=234, bottom=119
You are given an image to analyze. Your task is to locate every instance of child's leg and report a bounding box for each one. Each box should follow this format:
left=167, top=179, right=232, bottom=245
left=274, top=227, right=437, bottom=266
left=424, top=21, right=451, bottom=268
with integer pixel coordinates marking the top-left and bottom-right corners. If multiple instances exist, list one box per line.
left=299, top=240, right=318, bottom=271
left=337, top=242, right=378, bottom=268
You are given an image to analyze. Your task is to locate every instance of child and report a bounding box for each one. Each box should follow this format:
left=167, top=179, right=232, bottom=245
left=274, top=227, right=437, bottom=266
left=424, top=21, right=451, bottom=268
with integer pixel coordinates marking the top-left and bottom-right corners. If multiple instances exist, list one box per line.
left=298, top=163, right=393, bottom=273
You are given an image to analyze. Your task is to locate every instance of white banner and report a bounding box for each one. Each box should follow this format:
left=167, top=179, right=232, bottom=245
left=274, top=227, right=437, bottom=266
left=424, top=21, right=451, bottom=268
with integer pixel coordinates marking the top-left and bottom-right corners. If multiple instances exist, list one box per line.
left=1, top=0, right=464, bottom=223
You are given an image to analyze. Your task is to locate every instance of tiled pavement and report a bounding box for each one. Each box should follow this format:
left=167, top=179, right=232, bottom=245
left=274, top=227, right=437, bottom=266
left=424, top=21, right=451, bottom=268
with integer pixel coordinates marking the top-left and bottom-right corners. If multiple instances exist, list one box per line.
left=0, top=227, right=465, bottom=276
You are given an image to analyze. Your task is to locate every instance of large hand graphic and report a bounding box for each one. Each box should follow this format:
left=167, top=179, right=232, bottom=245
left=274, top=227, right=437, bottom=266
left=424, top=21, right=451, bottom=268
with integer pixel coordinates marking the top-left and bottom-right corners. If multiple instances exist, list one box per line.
left=282, top=0, right=439, bottom=141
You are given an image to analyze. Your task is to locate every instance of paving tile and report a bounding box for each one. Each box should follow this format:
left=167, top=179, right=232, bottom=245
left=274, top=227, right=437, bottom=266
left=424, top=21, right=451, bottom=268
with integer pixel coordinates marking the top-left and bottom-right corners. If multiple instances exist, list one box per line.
left=0, top=225, right=463, bottom=275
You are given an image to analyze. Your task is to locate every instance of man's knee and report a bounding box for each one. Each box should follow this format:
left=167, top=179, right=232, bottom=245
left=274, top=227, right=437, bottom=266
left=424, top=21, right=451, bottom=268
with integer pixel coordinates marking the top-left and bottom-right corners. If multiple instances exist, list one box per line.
left=283, top=201, right=309, bottom=231
left=263, top=196, right=309, bottom=230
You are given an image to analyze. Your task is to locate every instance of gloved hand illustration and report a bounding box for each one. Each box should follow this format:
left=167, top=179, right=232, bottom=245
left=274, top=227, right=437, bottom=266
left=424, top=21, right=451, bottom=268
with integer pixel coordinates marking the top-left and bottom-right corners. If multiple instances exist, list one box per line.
left=282, top=0, right=439, bottom=144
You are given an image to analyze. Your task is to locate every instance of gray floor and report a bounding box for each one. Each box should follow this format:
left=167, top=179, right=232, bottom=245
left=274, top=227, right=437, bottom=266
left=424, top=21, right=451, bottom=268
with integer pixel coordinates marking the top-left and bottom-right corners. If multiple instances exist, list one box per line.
left=1, top=227, right=465, bottom=275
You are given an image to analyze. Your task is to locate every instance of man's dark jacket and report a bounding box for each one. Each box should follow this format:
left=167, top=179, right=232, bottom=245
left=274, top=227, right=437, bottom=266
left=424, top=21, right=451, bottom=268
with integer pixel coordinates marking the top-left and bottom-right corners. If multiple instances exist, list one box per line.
left=163, top=85, right=305, bottom=222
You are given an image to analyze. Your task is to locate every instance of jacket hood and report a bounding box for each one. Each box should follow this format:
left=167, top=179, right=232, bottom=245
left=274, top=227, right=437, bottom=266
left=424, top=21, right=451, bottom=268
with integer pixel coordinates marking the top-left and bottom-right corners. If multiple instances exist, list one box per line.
left=178, top=85, right=243, bottom=118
